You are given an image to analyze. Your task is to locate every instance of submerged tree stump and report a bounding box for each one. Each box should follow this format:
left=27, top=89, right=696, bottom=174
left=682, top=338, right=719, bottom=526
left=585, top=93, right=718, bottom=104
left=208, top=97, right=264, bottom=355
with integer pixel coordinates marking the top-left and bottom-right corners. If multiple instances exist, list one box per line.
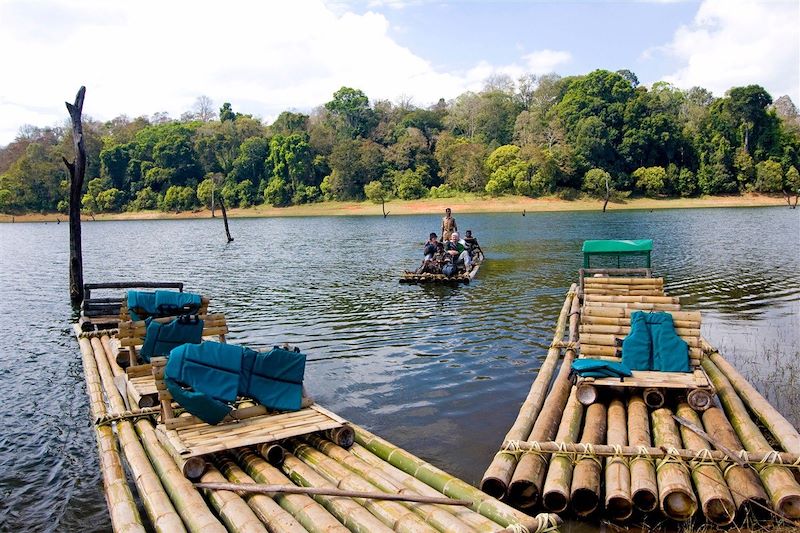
left=63, top=86, right=87, bottom=305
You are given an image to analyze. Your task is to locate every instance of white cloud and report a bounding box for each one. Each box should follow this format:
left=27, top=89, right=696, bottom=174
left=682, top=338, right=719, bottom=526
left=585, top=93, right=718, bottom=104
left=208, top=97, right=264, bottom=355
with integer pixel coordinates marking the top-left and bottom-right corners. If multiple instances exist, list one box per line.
left=523, top=50, right=572, bottom=74
left=660, top=0, right=799, bottom=102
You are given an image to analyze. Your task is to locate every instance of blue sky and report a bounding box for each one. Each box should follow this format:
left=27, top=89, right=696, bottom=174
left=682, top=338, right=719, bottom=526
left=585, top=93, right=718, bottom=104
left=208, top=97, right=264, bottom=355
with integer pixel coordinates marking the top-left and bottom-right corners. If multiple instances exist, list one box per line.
left=0, top=0, right=797, bottom=145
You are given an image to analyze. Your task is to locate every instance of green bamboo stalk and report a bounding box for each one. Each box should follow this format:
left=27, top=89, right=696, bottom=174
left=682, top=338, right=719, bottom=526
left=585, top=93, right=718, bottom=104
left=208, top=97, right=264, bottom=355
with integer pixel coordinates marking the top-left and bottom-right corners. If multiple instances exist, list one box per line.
left=569, top=402, right=607, bottom=517
left=480, top=285, right=577, bottom=499
left=675, top=403, right=735, bottom=525
left=627, top=395, right=658, bottom=512
left=304, top=434, right=475, bottom=533
left=650, top=408, right=698, bottom=521
left=234, top=448, right=348, bottom=533
left=348, top=443, right=501, bottom=533
left=541, top=388, right=584, bottom=513
left=604, top=397, right=632, bottom=521
left=354, top=426, right=561, bottom=533
left=199, top=465, right=268, bottom=533
left=289, top=440, right=437, bottom=533
left=213, top=452, right=308, bottom=533
left=702, top=358, right=800, bottom=519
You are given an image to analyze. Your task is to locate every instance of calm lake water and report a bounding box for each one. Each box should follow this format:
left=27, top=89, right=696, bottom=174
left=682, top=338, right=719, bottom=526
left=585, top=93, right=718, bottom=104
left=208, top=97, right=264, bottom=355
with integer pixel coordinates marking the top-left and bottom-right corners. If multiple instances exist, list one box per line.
left=0, top=207, right=798, bottom=532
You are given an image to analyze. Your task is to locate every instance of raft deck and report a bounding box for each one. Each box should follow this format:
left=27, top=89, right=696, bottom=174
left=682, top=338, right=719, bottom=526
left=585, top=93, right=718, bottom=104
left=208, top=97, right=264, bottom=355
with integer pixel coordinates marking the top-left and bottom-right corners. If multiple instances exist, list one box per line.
left=400, top=252, right=484, bottom=284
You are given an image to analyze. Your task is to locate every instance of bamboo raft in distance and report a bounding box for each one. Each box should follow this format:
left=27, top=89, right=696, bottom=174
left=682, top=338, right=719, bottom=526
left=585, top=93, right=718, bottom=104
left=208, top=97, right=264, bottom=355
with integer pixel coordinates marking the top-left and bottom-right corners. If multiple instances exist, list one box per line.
left=481, top=257, right=800, bottom=526
left=400, top=251, right=484, bottom=284
left=75, top=281, right=560, bottom=533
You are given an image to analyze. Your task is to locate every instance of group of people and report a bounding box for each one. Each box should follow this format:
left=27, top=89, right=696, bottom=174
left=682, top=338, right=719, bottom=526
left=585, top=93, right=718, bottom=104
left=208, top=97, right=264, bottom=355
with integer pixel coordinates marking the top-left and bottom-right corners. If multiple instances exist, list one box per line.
left=416, top=208, right=481, bottom=276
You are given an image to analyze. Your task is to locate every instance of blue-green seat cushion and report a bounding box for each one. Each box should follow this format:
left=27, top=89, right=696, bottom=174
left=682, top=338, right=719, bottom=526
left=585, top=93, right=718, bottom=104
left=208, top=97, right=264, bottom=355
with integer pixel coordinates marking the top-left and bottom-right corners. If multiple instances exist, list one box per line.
left=572, top=358, right=632, bottom=379
left=139, top=315, right=204, bottom=363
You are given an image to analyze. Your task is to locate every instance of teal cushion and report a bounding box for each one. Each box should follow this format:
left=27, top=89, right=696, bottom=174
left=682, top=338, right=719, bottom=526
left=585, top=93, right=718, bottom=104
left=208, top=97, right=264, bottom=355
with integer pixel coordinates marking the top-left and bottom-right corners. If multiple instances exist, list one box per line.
left=649, top=313, right=690, bottom=372
left=572, top=358, right=632, bottom=378
left=166, top=342, right=243, bottom=402
left=165, top=376, right=232, bottom=425
left=154, top=290, right=202, bottom=317
left=127, top=290, right=156, bottom=321
left=243, top=347, right=305, bottom=411
left=139, top=316, right=204, bottom=363
left=621, top=311, right=653, bottom=371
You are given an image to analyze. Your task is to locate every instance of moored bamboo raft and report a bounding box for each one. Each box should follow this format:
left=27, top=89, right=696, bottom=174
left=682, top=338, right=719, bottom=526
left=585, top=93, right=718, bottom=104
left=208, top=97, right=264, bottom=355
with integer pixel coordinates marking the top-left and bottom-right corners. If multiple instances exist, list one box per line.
left=75, top=317, right=560, bottom=532
left=482, top=272, right=800, bottom=526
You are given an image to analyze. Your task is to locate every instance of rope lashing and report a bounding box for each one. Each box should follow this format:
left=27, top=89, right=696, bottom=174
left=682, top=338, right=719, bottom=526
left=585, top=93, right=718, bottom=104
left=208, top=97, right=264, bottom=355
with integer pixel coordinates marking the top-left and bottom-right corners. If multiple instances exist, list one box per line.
left=607, top=444, right=629, bottom=467
left=575, top=443, right=603, bottom=468
left=95, top=407, right=161, bottom=426
left=689, top=448, right=718, bottom=473
left=656, top=447, right=689, bottom=475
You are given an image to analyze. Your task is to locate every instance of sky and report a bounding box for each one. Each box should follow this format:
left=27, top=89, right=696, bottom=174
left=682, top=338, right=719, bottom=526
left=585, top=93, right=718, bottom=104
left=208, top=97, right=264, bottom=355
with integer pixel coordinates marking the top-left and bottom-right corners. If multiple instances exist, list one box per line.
left=0, top=0, right=798, bottom=146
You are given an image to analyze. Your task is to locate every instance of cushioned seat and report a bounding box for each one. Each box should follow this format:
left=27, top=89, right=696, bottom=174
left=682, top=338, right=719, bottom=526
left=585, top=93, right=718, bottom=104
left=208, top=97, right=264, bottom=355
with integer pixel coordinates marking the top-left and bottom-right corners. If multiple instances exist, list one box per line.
left=128, top=290, right=202, bottom=321
left=621, top=311, right=689, bottom=372
left=139, top=315, right=204, bottom=363
left=571, top=358, right=632, bottom=378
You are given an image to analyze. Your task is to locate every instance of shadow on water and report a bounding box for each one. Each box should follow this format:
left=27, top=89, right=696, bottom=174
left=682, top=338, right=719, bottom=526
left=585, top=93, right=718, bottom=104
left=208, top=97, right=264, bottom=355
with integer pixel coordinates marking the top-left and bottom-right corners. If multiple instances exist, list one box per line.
left=0, top=207, right=797, bottom=532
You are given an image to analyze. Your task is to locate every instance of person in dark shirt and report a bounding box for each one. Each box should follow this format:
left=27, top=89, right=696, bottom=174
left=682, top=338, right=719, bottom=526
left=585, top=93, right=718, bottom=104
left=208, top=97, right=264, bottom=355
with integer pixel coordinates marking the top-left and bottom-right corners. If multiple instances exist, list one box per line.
left=422, top=232, right=438, bottom=261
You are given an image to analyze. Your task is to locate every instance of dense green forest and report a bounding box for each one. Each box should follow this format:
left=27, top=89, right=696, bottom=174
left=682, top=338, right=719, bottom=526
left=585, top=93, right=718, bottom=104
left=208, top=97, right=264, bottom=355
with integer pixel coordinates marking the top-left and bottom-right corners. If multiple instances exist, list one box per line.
left=1, top=69, right=799, bottom=214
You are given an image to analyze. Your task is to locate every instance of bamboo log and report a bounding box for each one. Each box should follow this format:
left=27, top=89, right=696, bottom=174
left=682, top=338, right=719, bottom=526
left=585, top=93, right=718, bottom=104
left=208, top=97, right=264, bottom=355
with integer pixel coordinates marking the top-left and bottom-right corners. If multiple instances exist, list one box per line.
left=702, top=359, right=800, bottom=518
left=703, top=342, right=800, bottom=454
left=77, top=333, right=145, bottom=533
left=154, top=427, right=208, bottom=479
left=582, top=307, right=700, bottom=321
left=289, top=441, right=438, bottom=532
left=348, top=444, right=500, bottom=533
left=508, top=342, right=577, bottom=507
left=199, top=466, right=268, bottom=533
left=584, top=295, right=679, bottom=304
left=675, top=403, right=735, bottom=525
left=355, top=426, right=559, bottom=532
left=541, top=389, right=584, bottom=512
left=651, top=408, right=698, bottom=521
left=701, top=408, right=769, bottom=516
left=604, top=398, right=632, bottom=521
left=583, top=277, right=664, bottom=285
left=480, top=284, right=576, bottom=498
left=569, top=403, right=606, bottom=516
left=627, top=395, right=658, bottom=512
left=581, top=315, right=700, bottom=329
left=257, top=443, right=287, bottom=466
left=234, top=448, right=348, bottom=533
left=280, top=450, right=395, bottom=533
left=580, top=333, right=700, bottom=348
left=87, top=334, right=187, bottom=532
left=580, top=324, right=700, bottom=337
left=213, top=453, right=307, bottom=533
left=643, top=388, right=666, bottom=409
left=303, top=434, right=476, bottom=532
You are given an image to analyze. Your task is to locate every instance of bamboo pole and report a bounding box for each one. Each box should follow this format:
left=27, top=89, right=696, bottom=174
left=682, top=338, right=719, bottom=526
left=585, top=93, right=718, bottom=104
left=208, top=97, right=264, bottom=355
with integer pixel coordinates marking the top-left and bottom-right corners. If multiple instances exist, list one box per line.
left=199, top=465, right=268, bottom=533
left=289, top=441, right=438, bottom=533
left=627, top=395, right=658, bottom=512
left=675, top=403, right=735, bottom=525
left=280, top=450, right=395, bottom=533
left=303, top=434, right=476, bottom=532
left=480, top=284, right=576, bottom=498
left=651, top=408, right=698, bottom=521
left=584, top=295, right=679, bottom=304
left=604, top=398, right=632, bottom=521
left=508, top=292, right=581, bottom=508
left=702, top=359, right=800, bottom=518
left=703, top=341, right=800, bottom=453
left=213, top=453, right=308, bottom=533
left=701, top=407, right=769, bottom=517
left=569, top=402, right=607, bottom=516
left=355, top=426, right=561, bottom=533
left=77, top=333, right=145, bottom=533
left=583, top=277, right=664, bottom=285
left=582, top=307, right=701, bottom=321
left=234, top=448, right=348, bottom=533
left=348, top=443, right=501, bottom=533
left=541, top=389, right=584, bottom=513
left=85, top=333, right=187, bottom=533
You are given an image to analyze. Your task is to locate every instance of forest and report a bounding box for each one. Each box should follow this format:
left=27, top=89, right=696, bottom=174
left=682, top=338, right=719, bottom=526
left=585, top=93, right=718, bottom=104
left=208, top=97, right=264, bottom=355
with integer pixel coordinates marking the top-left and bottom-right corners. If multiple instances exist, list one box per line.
left=1, top=68, right=799, bottom=215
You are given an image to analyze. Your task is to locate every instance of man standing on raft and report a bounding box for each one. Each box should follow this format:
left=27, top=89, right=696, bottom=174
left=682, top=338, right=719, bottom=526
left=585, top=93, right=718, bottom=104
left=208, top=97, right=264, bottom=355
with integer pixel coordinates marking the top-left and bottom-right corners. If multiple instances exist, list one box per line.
left=441, top=208, right=457, bottom=242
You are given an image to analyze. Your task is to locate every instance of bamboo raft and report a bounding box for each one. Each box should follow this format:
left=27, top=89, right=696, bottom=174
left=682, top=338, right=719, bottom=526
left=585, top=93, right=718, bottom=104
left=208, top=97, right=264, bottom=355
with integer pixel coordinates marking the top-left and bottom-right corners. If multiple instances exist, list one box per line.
left=481, top=274, right=800, bottom=526
left=75, top=282, right=560, bottom=533
left=400, top=251, right=484, bottom=284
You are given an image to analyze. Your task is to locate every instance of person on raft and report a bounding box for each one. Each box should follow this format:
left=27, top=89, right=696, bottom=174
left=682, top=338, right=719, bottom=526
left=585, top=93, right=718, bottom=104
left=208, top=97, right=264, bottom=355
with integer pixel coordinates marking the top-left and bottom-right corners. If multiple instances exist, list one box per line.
left=417, top=241, right=449, bottom=274
left=441, top=208, right=457, bottom=241
left=422, top=232, right=439, bottom=261
left=463, top=230, right=481, bottom=256
left=445, top=232, right=472, bottom=272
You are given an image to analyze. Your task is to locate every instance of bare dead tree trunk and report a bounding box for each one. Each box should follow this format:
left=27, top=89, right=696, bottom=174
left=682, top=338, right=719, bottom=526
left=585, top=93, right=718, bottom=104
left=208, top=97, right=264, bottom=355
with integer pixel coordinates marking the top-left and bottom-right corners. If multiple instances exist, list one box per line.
left=602, top=177, right=610, bottom=213
left=784, top=189, right=799, bottom=209
left=381, top=199, right=389, bottom=218
left=218, top=198, right=234, bottom=242
left=62, top=87, right=86, bottom=305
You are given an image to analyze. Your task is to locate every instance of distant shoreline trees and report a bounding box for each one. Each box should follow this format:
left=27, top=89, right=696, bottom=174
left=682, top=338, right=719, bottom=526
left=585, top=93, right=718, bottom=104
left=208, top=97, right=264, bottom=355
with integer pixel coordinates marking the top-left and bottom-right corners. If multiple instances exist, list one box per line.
left=1, top=71, right=799, bottom=215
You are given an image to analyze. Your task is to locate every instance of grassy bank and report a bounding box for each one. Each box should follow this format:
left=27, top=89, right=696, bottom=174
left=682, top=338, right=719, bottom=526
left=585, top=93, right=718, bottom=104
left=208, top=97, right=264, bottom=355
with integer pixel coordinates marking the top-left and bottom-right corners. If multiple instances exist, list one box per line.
left=0, top=193, right=790, bottom=223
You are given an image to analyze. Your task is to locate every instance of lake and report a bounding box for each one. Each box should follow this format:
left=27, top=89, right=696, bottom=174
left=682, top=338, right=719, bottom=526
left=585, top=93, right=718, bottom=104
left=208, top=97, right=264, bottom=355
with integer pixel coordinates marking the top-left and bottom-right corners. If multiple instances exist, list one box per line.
left=0, top=206, right=798, bottom=532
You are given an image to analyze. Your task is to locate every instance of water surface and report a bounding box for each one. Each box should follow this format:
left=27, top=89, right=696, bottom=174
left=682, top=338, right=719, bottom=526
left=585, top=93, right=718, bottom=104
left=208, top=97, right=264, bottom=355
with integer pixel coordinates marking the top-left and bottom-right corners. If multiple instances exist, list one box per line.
left=0, top=207, right=797, bottom=531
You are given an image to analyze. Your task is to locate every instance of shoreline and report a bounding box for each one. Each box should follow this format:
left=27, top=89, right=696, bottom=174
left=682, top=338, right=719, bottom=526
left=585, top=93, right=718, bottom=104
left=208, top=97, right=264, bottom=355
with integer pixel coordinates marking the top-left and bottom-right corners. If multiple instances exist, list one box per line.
left=0, top=193, right=789, bottom=223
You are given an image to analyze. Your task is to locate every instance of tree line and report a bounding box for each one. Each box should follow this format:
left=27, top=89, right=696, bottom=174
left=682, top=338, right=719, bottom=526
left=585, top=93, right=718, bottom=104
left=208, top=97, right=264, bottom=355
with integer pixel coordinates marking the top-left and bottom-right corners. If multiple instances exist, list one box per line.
left=1, top=69, right=799, bottom=215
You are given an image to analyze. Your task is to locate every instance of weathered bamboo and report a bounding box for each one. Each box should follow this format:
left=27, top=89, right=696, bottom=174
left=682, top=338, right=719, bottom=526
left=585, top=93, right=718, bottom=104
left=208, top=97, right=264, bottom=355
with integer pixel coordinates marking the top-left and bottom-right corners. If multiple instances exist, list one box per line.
left=604, top=398, right=632, bottom=521
left=213, top=453, right=307, bottom=533
left=348, top=443, right=501, bottom=533
left=580, top=324, right=700, bottom=337
left=355, top=426, right=561, bottom=532
left=480, top=284, right=576, bottom=498
left=541, top=389, right=584, bottom=513
left=77, top=333, right=145, bottom=533
left=700, top=407, right=769, bottom=517
left=703, top=341, right=800, bottom=453
left=257, top=443, right=287, bottom=466
left=280, top=450, right=395, bottom=533
left=199, top=466, right=268, bottom=533
left=569, top=403, right=607, bottom=516
left=582, top=307, right=701, bottom=321
left=86, top=333, right=187, bottom=532
left=303, top=434, right=475, bottom=532
left=581, top=314, right=699, bottom=329
left=651, top=408, right=698, bottom=521
left=507, top=291, right=581, bottom=508
left=643, top=388, right=666, bottom=409
left=583, top=277, right=664, bottom=285
left=627, top=395, right=658, bottom=512
left=584, top=294, right=679, bottom=304
left=234, top=448, right=348, bottom=533
left=675, top=403, right=735, bottom=525
left=702, top=358, right=800, bottom=518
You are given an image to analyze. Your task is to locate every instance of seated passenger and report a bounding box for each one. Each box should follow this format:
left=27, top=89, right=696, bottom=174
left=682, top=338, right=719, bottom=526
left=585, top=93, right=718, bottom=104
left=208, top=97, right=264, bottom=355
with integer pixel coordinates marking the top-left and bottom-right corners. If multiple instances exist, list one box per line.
left=423, top=232, right=439, bottom=261
left=463, top=230, right=480, bottom=255
left=418, top=242, right=447, bottom=274
left=445, top=232, right=471, bottom=271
